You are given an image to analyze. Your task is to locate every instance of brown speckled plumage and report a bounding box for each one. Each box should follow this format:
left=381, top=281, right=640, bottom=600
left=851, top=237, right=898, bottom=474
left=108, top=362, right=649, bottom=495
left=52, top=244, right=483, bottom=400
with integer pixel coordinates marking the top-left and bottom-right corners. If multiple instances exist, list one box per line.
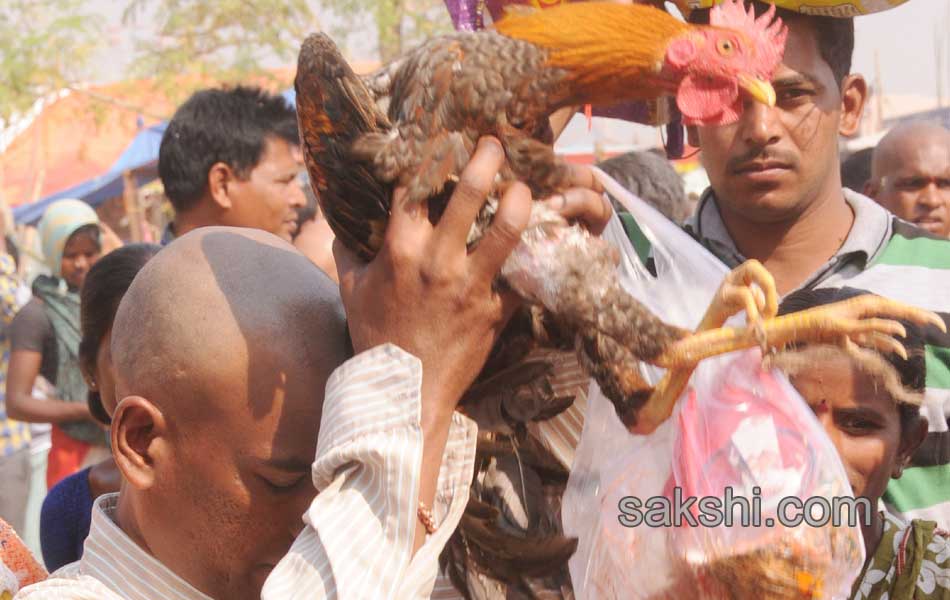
left=351, top=31, right=575, bottom=203
left=294, top=29, right=689, bottom=598
left=295, top=31, right=689, bottom=429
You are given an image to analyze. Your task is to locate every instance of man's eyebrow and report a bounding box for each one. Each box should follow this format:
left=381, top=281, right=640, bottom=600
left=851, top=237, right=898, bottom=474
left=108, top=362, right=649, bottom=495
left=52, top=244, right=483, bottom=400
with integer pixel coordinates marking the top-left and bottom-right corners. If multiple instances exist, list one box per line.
left=773, top=74, right=821, bottom=88
left=833, top=406, right=886, bottom=421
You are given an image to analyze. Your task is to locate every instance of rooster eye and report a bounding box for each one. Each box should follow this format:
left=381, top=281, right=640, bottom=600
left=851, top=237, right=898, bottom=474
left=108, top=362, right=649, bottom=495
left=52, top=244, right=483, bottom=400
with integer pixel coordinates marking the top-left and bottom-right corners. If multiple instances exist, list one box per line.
left=717, top=39, right=735, bottom=55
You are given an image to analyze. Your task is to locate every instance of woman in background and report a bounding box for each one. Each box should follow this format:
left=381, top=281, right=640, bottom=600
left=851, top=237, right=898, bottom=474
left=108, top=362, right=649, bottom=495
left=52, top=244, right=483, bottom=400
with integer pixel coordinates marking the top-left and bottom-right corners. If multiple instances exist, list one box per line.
left=6, top=200, right=107, bottom=489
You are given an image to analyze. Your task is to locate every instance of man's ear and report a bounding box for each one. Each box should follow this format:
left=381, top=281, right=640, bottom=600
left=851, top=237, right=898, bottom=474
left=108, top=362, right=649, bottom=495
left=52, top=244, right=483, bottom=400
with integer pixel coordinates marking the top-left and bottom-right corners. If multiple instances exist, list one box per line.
left=112, top=396, right=168, bottom=490
left=208, top=162, right=235, bottom=210
left=863, top=179, right=880, bottom=199
left=892, top=417, right=928, bottom=479
left=839, top=74, right=867, bottom=138
left=686, top=125, right=700, bottom=149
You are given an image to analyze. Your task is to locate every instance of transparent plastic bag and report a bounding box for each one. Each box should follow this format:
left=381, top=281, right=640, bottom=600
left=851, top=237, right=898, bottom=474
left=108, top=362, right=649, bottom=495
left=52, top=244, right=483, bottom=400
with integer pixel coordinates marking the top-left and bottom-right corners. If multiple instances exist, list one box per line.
left=561, top=170, right=865, bottom=599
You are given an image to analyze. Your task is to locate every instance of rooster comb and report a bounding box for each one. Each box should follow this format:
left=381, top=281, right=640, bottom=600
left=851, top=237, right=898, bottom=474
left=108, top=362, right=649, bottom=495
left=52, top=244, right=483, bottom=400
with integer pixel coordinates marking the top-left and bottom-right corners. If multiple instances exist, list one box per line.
left=710, top=0, right=788, bottom=76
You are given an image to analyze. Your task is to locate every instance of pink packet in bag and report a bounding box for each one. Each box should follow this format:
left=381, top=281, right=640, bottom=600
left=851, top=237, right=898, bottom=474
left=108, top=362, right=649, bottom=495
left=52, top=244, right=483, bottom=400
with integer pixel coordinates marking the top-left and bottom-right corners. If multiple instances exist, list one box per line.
left=656, top=350, right=862, bottom=599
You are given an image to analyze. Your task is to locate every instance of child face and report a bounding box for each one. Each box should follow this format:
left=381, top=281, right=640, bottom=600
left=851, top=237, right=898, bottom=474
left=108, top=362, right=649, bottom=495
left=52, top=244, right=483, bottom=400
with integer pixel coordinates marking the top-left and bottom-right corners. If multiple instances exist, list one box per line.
left=790, top=351, right=907, bottom=505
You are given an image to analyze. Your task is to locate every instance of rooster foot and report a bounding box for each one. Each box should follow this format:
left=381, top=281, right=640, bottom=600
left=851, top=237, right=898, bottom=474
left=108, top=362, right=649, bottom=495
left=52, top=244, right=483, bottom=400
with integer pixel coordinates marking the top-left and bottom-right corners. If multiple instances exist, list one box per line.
left=627, top=260, right=946, bottom=435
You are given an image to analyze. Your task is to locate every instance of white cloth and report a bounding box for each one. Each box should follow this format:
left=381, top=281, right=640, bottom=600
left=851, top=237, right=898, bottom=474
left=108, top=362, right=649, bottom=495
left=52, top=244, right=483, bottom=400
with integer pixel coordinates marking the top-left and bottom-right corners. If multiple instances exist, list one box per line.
left=17, top=344, right=478, bottom=600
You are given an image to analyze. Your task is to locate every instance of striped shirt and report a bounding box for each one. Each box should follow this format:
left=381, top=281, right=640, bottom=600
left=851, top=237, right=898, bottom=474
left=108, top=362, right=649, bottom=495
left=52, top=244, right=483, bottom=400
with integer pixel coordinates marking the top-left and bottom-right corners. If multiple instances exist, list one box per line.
left=16, top=343, right=478, bottom=600
left=679, top=189, right=950, bottom=526
left=523, top=349, right=590, bottom=470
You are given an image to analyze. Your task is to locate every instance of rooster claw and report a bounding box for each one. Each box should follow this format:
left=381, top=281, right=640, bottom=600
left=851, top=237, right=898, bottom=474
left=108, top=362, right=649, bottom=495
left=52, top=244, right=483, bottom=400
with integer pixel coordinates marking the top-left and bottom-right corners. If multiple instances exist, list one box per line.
left=629, top=284, right=945, bottom=436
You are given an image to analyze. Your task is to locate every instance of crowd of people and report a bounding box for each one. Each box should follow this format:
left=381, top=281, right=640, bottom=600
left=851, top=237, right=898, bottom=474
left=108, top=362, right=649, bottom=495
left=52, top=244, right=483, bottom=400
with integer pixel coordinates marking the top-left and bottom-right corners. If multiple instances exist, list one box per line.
left=0, top=0, right=949, bottom=598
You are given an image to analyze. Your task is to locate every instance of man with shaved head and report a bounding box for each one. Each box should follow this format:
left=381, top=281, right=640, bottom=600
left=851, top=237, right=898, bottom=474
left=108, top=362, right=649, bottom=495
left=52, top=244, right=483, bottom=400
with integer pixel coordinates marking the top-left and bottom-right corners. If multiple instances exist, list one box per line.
left=866, top=121, right=950, bottom=238
left=16, top=137, right=561, bottom=599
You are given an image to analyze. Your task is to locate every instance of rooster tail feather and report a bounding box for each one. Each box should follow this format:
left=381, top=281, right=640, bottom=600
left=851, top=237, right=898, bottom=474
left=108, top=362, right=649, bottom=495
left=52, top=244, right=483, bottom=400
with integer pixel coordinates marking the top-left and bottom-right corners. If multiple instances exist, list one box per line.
left=295, top=33, right=393, bottom=260
left=439, top=429, right=577, bottom=597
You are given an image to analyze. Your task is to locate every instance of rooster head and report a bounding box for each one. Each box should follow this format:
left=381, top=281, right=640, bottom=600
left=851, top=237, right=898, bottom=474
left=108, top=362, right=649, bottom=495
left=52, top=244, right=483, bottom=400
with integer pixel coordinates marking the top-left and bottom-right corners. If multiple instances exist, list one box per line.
left=665, top=0, right=787, bottom=127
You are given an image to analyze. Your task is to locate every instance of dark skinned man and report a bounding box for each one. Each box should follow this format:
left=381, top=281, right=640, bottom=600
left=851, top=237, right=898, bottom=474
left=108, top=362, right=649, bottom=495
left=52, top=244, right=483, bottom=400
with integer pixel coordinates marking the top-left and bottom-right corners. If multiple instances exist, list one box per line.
left=866, top=121, right=950, bottom=239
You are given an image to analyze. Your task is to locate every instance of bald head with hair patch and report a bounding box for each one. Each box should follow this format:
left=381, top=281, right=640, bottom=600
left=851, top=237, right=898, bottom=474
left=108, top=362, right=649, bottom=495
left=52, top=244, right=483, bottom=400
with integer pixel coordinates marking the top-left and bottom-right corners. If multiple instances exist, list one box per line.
left=867, top=121, right=950, bottom=238
left=109, top=226, right=348, bottom=600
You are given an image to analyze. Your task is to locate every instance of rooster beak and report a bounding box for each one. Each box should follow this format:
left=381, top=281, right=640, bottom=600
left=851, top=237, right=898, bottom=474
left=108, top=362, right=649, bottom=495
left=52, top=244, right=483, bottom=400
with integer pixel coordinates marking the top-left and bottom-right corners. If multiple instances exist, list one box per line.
left=738, top=74, right=776, bottom=107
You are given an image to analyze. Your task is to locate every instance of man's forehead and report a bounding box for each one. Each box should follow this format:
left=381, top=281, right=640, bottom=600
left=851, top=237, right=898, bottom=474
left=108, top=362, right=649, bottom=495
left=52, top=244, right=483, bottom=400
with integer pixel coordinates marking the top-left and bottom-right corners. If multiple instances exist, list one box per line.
left=886, top=134, right=950, bottom=172
left=255, top=136, right=300, bottom=173
left=772, top=18, right=835, bottom=89
left=241, top=386, right=323, bottom=463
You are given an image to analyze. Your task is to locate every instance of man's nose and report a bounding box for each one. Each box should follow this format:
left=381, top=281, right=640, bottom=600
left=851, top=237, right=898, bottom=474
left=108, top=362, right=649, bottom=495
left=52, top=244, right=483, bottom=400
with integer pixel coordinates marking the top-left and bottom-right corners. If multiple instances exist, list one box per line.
left=918, top=181, right=947, bottom=208
left=289, top=184, right=306, bottom=209
left=738, top=100, right=782, bottom=148
left=73, top=255, right=89, bottom=271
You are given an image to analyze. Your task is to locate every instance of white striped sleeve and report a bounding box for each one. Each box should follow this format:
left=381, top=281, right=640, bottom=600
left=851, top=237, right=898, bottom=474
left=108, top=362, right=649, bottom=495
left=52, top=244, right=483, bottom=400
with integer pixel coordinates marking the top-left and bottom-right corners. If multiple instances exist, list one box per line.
left=261, top=343, right=478, bottom=600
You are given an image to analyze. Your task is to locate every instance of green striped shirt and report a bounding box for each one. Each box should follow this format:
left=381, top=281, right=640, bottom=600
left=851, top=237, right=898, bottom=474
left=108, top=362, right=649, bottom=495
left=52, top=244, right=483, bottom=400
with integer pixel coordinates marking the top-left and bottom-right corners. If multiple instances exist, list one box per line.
left=621, top=189, right=950, bottom=526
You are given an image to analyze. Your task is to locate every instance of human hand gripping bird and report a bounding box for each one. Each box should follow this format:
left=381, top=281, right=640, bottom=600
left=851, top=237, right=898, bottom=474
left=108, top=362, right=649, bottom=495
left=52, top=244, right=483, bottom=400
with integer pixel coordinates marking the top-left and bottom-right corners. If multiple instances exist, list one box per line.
left=295, top=0, right=944, bottom=439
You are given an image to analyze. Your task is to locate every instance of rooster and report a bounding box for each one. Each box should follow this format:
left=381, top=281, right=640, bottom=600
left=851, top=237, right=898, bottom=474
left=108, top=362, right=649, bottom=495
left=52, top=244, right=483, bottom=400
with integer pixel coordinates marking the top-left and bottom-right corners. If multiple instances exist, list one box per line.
left=353, top=0, right=783, bottom=205
left=295, top=0, right=878, bottom=433
left=297, top=1, right=795, bottom=437
left=295, top=1, right=945, bottom=596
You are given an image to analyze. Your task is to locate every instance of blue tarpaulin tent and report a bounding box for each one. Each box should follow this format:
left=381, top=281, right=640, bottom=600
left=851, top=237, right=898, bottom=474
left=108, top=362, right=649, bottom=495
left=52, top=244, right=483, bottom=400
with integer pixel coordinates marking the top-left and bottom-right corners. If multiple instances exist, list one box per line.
left=14, top=88, right=298, bottom=225
left=14, top=122, right=167, bottom=225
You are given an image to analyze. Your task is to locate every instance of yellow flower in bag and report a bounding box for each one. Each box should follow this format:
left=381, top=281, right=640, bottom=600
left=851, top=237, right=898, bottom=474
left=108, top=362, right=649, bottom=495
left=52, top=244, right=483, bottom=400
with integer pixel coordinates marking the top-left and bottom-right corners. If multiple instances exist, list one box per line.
left=680, top=0, right=909, bottom=16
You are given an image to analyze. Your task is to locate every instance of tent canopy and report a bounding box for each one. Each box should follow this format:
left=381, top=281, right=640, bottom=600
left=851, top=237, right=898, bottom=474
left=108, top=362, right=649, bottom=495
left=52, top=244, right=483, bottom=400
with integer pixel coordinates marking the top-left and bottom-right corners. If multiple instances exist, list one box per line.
left=14, top=122, right=166, bottom=225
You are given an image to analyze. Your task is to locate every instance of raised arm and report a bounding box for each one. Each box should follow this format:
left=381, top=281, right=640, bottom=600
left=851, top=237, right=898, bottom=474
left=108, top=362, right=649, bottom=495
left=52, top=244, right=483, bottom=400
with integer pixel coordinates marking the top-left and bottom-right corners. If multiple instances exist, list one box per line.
left=262, top=138, right=530, bottom=599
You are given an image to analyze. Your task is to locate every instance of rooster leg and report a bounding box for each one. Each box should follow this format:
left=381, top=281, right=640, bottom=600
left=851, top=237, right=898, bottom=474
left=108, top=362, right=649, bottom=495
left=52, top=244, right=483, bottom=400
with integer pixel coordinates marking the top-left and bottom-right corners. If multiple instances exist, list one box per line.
left=630, top=293, right=946, bottom=435
left=654, top=295, right=945, bottom=368
left=627, top=259, right=778, bottom=433
left=694, top=259, right=779, bottom=334
left=598, top=260, right=776, bottom=432
left=573, top=329, right=654, bottom=430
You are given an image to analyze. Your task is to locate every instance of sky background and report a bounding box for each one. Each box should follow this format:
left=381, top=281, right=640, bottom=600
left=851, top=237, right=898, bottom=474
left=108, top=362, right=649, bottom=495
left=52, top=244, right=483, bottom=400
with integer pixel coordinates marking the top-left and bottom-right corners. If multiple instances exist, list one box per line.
left=850, top=0, right=949, bottom=101
left=84, top=0, right=950, bottom=103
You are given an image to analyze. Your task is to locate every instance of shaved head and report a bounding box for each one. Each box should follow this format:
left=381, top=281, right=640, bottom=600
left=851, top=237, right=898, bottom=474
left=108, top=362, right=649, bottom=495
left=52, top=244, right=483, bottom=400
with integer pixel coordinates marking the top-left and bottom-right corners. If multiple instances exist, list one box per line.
left=112, top=226, right=345, bottom=420
left=871, top=122, right=950, bottom=180
left=110, top=226, right=348, bottom=600
left=868, top=122, right=950, bottom=237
